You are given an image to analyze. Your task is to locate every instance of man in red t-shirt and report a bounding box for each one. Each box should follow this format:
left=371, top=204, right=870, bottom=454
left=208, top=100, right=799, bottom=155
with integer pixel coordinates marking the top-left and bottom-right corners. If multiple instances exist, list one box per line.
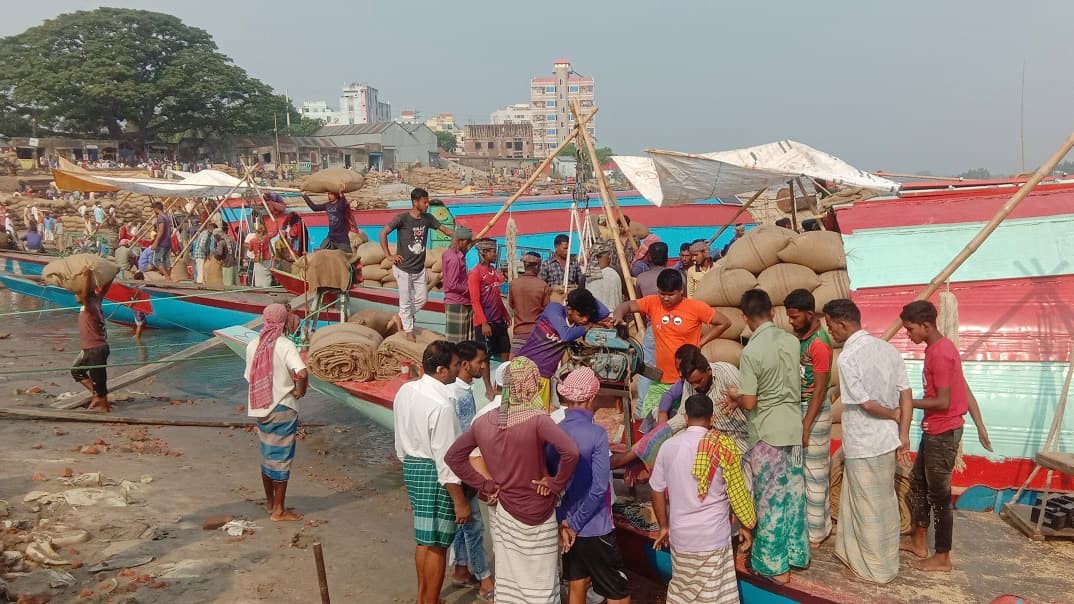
left=898, top=300, right=992, bottom=572
left=612, top=268, right=731, bottom=433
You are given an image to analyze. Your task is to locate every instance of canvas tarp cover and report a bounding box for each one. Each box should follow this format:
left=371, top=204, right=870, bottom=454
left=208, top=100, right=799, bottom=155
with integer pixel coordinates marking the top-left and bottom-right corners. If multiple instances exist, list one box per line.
left=613, top=140, right=900, bottom=207
left=52, top=158, right=270, bottom=197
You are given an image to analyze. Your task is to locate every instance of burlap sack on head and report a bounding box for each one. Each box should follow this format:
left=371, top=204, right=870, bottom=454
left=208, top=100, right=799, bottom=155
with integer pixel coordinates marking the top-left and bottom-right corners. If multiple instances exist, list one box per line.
left=693, top=264, right=758, bottom=307
left=701, top=339, right=744, bottom=366
left=203, top=258, right=224, bottom=286
left=708, top=307, right=746, bottom=340
left=347, top=309, right=399, bottom=337
left=628, top=221, right=649, bottom=241
left=757, top=263, right=821, bottom=304
left=301, top=167, right=365, bottom=194
left=308, top=323, right=383, bottom=382
left=293, top=249, right=353, bottom=292
left=375, top=328, right=446, bottom=380
left=43, top=254, right=121, bottom=294
left=812, top=270, right=851, bottom=312
left=722, top=225, right=795, bottom=274
left=777, top=231, right=847, bottom=273
left=361, top=264, right=390, bottom=282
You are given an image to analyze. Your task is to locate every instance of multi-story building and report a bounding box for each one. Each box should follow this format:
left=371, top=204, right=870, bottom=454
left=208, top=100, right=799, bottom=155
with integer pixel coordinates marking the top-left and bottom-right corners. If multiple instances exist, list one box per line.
left=491, top=103, right=533, bottom=125
left=397, top=110, right=420, bottom=124
left=424, top=113, right=464, bottom=153
left=464, top=124, right=533, bottom=159
left=339, top=82, right=391, bottom=125
left=300, top=100, right=340, bottom=126
left=529, top=59, right=594, bottom=155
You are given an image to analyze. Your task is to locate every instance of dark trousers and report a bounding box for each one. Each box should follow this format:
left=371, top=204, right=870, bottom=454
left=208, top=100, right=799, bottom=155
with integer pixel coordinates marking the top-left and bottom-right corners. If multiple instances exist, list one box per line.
left=71, top=345, right=110, bottom=397
left=909, top=427, right=962, bottom=553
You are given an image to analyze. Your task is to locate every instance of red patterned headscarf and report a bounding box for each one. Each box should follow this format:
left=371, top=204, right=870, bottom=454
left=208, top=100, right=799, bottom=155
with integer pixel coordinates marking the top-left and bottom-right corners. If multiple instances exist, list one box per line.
left=498, top=357, right=545, bottom=429
left=248, top=304, right=289, bottom=411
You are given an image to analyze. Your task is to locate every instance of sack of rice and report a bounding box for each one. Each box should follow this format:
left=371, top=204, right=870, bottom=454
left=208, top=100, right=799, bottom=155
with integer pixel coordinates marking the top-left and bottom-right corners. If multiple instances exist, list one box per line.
left=379, top=257, right=394, bottom=270
left=812, top=270, right=851, bottom=312
left=693, top=264, right=758, bottom=307
left=425, top=246, right=447, bottom=268
left=42, top=254, right=120, bottom=294
left=301, top=167, right=365, bottom=194
left=381, top=278, right=397, bottom=289
left=426, top=270, right=442, bottom=289
left=776, top=231, right=846, bottom=273
left=170, top=258, right=191, bottom=282
left=628, top=221, right=649, bottom=241
left=347, top=309, right=399, bottom=337
left=701, top=339, right=744, bottom=366
left=712, top=306, right=746, bottom=340
left=203, top=258, right=224, bottom=286
left=721, top=225, right=795, bottom=274
left=757, top=263, right=821, bottom=304
left=357, top=241, right=387, bottom=265
left=742, top=305, right=793, bottom=338
left=142, top=270, right=166, bottom=282
left=361, top=264, right=390, bottom=282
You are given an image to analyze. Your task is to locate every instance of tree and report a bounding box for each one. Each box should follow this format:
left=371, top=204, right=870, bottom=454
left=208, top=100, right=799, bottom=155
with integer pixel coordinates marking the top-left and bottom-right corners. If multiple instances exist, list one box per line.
left=435, top=130, right=457, bottom=153
left=556, top=142, right=614, bottom=165
left=289, top=117, right=325, bottom=137
left=957, top=168, right=991, bottom=180
left=0, top=8, right=291, bottom=147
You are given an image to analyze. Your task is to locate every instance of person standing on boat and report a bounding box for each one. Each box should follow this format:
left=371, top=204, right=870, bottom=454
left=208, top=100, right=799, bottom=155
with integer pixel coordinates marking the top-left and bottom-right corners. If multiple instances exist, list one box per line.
left=633, top=241, right=672, bottom=414
left=672, top=242, right=693, bottom=273
left=149, top=202, right=173, bottom=274
left=823, top=299, right=911, bottom=584
left=469, top=238, right=510, bottom=398
left=441, top=225, right=474, bottom=344
left=720, top=224, right=746, bottom=258
left=724, top=288, right=810, bottom=584
left=213, top=228, right=238, bottom=286
left=539, top=234, right=583, bottom=289
left=448, top=341, right=496, bottom=601
left=246, top=221, right=273, bottom=288
left=784, top=289, right=835, bottom=547
left=73, top=266, right=113, bottom=412
left=192, top=227, right=212, bottom=284
left=508, top=252, right=550, bottom=356
left=42, top=212, right=55, bottom=245
left=585, top=242, right=624, bottom=313
left=650, top=393, right=755, bottom=604
left=243, top=303, right=309, bottom=522
left=685, top=241, right=713, bottom=299
left=381, top=188, right=455, bottom=342
left=393, top=340, right=471, bottom=604
left=547, top=367, right=631, bottom=604
left=444, top=356, right=579, bottom=604
left=899, top=300, right=992, bottom=573
left=301, top=189, right=360, bottom=254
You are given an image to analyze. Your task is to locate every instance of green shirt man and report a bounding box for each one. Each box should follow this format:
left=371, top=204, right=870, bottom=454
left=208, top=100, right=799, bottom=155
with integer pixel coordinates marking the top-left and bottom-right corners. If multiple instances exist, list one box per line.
left=739, top=321, right=804, bottom=449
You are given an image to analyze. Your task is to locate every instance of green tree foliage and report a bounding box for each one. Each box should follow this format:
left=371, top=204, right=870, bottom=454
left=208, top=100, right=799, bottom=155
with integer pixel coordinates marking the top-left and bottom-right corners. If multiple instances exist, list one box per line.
left=957, top=168, right=992, bottom=180
left=289, top=117, right=325, bottom=137
left=435, top=130, right=457, bottom=153
left=556, top=142, right=614, bottom=164
left=0, top=8, right=290, bottom=145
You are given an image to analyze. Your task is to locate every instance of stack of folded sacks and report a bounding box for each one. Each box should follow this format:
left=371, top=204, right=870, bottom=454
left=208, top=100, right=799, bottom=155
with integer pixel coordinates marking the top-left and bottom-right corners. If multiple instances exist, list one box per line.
left=307, top=323, right=384, bottom=382
left=374, top=328, right=446, bottom=381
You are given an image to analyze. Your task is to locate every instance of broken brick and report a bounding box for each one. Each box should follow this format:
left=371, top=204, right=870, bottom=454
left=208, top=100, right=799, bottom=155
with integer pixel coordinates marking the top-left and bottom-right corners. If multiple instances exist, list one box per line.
left=202, top=514, right=233, bottom=531
left=79, top=446, right=99, bottom=455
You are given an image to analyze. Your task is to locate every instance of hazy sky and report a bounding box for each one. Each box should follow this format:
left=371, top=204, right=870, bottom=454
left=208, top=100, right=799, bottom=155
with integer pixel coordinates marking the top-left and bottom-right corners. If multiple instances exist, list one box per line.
left=4, top=1, right=1073, bottom=174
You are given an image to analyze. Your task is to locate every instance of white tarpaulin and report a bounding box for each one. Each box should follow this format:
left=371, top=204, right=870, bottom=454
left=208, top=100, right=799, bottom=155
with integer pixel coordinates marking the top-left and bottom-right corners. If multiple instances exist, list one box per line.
left=614, top=140, right=900, bottom=207
left=53, top=158, right=292, bottom=197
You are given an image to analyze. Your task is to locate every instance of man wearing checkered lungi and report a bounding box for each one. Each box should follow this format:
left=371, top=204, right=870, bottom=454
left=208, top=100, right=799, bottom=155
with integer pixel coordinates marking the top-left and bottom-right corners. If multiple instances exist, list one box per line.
left=441, top=226, right=474, bottom=343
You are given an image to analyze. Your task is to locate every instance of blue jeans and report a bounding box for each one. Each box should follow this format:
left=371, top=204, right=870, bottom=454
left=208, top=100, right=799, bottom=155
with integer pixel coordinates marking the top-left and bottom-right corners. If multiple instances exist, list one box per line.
left=453, top=494, right=490, bottom=580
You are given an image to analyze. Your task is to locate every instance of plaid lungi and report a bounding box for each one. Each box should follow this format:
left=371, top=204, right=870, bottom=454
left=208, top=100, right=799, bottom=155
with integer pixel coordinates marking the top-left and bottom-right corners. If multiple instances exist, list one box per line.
left=258, top=404, right=298, bottom=481
left=403, top=455, right=457, bottom=547
left=445, top=304, right=473, bottom=344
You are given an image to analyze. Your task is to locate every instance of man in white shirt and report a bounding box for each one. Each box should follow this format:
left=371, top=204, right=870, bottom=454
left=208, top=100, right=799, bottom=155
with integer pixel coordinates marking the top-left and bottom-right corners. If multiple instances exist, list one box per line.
left=585, top=243, right=623, bottom=313
left=242, top=304, right=309, bottom=522
left=823, top=299, right=912, bottom=584
left=393, top=340, right=471, bottom=604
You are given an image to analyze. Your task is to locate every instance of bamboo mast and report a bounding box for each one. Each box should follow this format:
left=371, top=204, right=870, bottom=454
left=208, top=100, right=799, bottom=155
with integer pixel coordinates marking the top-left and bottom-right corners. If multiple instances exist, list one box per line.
left=474, top=107, right=598, bottom=238
left=880, top=132, right=1074, bottom=341
left=707, top=187, right=767, bottom=245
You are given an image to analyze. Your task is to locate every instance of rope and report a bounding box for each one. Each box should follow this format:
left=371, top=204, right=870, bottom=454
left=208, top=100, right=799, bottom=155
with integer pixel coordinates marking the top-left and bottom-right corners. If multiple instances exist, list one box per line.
left=0, top=286, right=269, bottom=318
left=0, top=353, right=236, bottom=375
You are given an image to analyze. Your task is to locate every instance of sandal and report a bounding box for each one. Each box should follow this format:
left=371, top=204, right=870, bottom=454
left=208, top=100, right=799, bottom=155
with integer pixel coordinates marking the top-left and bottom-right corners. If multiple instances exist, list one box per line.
left=479, top=588, right=495, bottom=602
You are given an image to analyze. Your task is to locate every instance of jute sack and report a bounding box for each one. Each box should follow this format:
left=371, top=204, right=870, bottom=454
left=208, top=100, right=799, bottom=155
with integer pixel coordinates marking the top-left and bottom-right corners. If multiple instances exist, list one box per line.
left=426, top=270, right=442, bottom=289
left=293, top=249, right=353, bottom=292
left=693, top=264, right=758, bottom=307
left=629, top=221, right=649, bottom=241
left=43, top=254, right=120, bottom=294
left=170, top=258, right=191, bottom=282
left=347, top=309, right=399, bottom=337
left=741, top=305, right=793, bottom=338
left=721, top=225, right=794, bottom=274
left=379, top=257, right=394, bottom=270
left=812, top=270, right=851, bottom=312
left=424, top=246, right=447, bottom=268
left=710, top=307, right=746, bottom=340
left=361, top=264, right=390, bottom=282
left=142, top=270, right=166, bottom=282
left=203, top=258, right=224, bottom=286
left=357, top=241, right=387, bottom=265
left=756, top=263, right=821, bottom=304
left=776, top=231, right=846, bottom=273
left=301, top=167, right=365, bottom=194
left=702, top=339, right=744, bottom=366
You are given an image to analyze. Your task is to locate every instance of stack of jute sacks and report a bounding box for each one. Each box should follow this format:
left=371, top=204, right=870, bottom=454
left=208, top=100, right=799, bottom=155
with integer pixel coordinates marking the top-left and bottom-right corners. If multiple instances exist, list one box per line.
left=692, top=226, right=851, bottom=366
left=354, top=241, right=398, bottom=289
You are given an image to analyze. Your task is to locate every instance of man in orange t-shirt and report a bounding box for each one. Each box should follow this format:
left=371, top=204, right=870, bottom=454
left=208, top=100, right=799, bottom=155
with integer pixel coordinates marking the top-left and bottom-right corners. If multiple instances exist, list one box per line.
left=613, top=268, right=731, bottom=433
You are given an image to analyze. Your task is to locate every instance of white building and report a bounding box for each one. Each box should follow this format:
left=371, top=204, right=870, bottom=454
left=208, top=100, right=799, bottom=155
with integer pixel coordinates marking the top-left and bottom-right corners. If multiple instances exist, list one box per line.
left=339, top=82, right=392, bottom=125
left=397, top=110, right=421, bottom=124
left=530, top=58, right=595, bottom=154
left=491, top=103, right=534, bottom=125
left=300, top=100, right=341, bottom=125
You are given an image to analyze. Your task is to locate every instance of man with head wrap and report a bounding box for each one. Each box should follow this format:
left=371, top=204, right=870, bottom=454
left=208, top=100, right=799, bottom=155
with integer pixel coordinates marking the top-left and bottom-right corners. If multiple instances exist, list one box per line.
left=242, top=304, right=309, bottom=521
left=548, top=367, right=631, bottom=604
left=508, top=251, right=550, bottom=356
left=686, top=240, right=714, bottom=299
left=446, top=357, right=579, bottom=603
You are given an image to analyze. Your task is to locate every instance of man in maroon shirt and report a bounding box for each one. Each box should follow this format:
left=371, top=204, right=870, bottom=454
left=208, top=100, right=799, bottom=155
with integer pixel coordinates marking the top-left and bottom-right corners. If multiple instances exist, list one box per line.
left=898, top=300, right=992, bottom=572
left=508, top=252, right=550, bottom=356
left=445, top=357, right=579, bottom=603
left=441, top=226, right=474, bottom=343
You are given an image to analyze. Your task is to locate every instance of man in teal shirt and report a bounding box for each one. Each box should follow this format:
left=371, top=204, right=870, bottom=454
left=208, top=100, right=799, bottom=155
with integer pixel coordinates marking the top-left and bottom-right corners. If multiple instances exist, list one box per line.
left=726, top=288, right=810, bottom=584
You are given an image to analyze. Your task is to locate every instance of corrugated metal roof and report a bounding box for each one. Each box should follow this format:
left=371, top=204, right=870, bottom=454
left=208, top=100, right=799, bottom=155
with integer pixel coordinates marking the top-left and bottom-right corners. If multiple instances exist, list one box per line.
left=314, top=123, right=394, bottom=136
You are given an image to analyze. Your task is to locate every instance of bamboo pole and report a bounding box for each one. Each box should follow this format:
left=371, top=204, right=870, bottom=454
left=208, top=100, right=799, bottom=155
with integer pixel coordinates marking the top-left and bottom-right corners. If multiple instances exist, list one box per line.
left=798, top=177, right=827, bottom=231
left=474, top=107, right=598, bottom=238
left=238, top=161, right=299, bottom=261
left=706, top=187, right=767, bottom=245
left=788, top=180, right=798, bottom=231
left=570, top=100, right=644, bottom=333
left=873, top=171, right=964, bottom=182
left=880, top=132, right=1074, bottom=341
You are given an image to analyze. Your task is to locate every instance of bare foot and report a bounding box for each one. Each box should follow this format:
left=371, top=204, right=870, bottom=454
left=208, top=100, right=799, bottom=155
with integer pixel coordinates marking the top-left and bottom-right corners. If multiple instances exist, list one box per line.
left=910, top=554, right=952, bottom=572
left=810, top=541, right=823, bottom=550
left=88, top=397, right=112, bottom=413
left=899, top=537, right=928, bottom=558
left=404, top=331, right=417, bottom=342
left=271, top=509, right=303, bottom=522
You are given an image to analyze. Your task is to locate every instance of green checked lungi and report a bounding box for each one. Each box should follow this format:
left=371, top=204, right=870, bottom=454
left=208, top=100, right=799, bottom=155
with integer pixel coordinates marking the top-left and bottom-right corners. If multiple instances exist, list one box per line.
left=403, top=455, right=457, bottom=548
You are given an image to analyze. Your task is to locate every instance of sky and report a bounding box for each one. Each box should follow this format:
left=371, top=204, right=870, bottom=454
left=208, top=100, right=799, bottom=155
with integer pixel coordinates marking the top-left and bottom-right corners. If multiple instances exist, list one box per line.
left=4, top=1, right=1074, bottom=175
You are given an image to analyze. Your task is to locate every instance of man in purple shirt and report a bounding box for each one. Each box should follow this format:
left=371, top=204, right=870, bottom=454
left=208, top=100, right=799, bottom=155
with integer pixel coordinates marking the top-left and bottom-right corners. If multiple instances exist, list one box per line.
left=547, top=367, right=630, bottom=604
left=515, top=288, right=610, bottom=405
left=441, top=226, right=473, bottom=343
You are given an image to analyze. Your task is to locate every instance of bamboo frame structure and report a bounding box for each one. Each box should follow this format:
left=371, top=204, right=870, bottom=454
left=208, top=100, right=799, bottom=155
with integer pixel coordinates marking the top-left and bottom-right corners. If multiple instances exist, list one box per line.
left=706, top=187, right=767, bottom=245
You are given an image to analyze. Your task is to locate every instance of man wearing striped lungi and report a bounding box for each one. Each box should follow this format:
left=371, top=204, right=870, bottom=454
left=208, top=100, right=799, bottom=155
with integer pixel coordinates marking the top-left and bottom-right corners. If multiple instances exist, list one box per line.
left=394, top=341, right=472, bottom=604
left=784, top=289, right=834, bottom=547
left=243, top=304, right=309, bottom=522
left=651, top=394, right=755, bottom=604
